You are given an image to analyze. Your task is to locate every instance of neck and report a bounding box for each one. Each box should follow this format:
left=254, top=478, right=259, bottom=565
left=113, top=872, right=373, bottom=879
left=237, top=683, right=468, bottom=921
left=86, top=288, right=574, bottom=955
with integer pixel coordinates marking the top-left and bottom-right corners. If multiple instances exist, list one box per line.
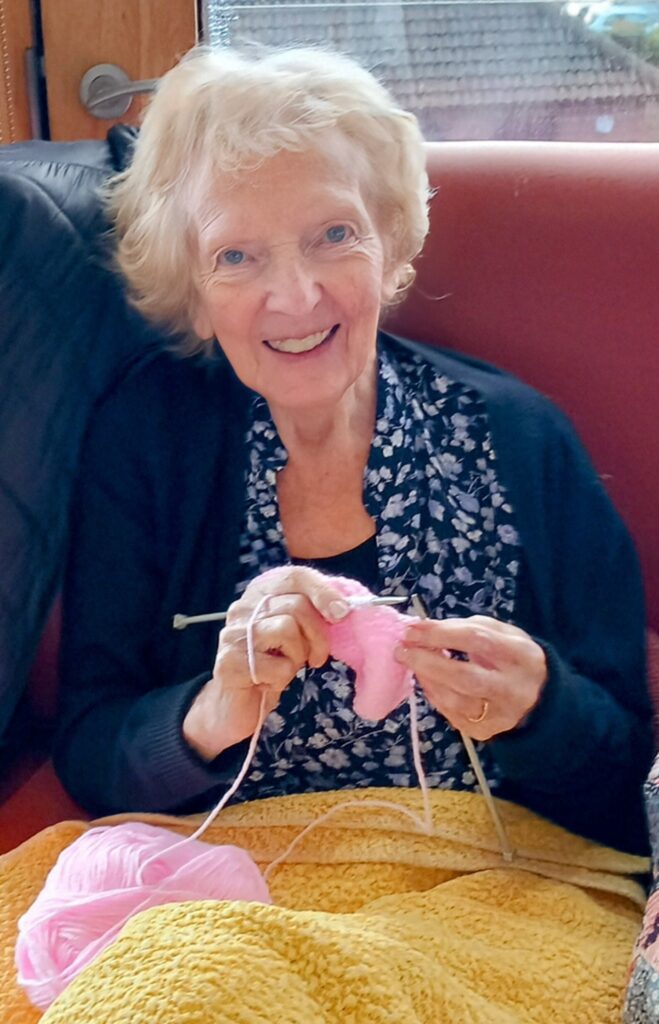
left=269, top=354, right=378, bottom=463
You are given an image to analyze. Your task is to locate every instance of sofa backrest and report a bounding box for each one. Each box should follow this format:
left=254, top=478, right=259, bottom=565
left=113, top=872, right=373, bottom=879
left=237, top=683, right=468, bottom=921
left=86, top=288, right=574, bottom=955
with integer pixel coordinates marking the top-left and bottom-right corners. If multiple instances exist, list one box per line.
left=6, top=139, right=659, bottom=734
left=387, top=142, right=659, bottom=633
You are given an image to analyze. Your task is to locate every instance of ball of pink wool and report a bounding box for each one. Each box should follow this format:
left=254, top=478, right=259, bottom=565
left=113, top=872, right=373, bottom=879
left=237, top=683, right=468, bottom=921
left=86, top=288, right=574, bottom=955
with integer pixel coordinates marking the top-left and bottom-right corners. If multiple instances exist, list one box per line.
left=256, top=567, right=415, bottom=720
left=16, top=822, right=270, bottom=1010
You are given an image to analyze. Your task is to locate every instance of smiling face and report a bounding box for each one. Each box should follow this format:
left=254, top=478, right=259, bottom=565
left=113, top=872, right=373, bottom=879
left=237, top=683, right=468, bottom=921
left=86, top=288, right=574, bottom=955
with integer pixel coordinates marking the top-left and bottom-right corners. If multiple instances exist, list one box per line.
left=190, top=146, right=395, bottom=415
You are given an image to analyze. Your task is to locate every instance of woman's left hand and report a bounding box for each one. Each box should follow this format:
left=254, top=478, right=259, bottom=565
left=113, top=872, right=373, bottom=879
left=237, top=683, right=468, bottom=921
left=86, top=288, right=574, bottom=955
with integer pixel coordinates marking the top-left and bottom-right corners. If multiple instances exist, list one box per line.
left=394, top=615, right=548, bottom=741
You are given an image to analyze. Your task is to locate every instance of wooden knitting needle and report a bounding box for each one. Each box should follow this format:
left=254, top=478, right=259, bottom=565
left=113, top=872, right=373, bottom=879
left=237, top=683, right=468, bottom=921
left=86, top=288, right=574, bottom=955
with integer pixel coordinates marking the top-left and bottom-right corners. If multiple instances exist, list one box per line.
left=173, top=595, right=407, bottom=630
left=410, top=594, right=515, bottom=863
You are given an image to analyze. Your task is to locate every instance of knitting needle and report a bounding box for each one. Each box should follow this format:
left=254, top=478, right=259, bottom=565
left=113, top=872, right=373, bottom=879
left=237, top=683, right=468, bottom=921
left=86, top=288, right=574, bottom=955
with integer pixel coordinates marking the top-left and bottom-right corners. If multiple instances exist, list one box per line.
left=410, top=594, right=515, bottom=864
left=173, top=594, right=407, bottom=630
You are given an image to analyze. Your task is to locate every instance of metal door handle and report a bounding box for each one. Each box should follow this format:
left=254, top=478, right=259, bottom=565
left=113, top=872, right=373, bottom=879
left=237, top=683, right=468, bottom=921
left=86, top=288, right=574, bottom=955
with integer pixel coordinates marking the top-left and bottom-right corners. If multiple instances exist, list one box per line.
left=80, top=63, right=158, bottom=119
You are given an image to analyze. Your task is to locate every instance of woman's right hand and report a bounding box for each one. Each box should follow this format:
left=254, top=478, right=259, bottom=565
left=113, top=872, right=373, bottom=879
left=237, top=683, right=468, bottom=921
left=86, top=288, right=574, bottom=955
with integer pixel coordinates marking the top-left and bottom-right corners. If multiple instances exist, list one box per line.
left=182, top=567, right=351, bottom=761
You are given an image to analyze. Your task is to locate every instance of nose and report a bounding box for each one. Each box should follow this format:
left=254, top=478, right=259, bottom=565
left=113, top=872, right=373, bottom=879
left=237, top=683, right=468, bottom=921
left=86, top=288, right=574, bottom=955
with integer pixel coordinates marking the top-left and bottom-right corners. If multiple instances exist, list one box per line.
left=263, top=251, right=322, bottom=316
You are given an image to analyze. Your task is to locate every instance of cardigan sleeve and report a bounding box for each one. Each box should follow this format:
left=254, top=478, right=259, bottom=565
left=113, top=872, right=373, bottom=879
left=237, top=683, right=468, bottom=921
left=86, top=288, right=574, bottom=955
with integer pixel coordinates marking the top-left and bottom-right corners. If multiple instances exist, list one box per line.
left=486, top=389, right=653, bottom=853
left=382, top=337, right=653, bottom=852
left=53, top=360, right=249, bottom=816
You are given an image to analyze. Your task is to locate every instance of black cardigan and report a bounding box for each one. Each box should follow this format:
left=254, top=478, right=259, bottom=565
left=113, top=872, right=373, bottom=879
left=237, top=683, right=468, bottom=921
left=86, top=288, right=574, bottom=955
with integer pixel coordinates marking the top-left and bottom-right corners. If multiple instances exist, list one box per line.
left=54, top=333, right=654, bottom=853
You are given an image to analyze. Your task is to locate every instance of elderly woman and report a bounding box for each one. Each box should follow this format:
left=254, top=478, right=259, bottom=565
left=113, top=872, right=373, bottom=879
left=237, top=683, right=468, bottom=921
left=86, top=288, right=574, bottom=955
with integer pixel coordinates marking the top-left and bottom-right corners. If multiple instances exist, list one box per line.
left=54, top=45, right=652, bottom=856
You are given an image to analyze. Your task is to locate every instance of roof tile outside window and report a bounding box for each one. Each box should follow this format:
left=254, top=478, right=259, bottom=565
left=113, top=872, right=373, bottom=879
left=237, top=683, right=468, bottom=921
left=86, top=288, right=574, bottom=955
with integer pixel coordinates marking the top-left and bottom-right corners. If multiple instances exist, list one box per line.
left=204, top=0, right=659, bottom=141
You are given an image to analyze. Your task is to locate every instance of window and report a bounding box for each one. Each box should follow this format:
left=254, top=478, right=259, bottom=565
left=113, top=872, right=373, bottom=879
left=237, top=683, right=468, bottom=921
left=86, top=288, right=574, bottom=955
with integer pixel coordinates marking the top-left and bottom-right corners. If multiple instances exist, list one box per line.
left=203, top=1, right=659, bottom=141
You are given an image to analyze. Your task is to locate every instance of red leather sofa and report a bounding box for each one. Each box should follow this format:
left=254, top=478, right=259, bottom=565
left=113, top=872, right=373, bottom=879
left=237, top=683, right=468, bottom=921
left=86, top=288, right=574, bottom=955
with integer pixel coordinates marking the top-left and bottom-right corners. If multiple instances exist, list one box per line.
left=1, top=141, right=658, bottom=854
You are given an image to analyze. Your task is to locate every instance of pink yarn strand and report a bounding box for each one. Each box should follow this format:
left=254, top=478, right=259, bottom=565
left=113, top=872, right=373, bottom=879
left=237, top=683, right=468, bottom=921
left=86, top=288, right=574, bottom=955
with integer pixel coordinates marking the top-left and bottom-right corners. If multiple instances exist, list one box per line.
left=140, top=591, right=435, bottom=884
left=264, top=673, right=434, bottom=883
left=137, top=595, right=272, bottom=880
left=407, top=671, right=433, bottom=835
left=185, top=690, right=267, bottom=844
left=186, top=594, right=271, bottom=843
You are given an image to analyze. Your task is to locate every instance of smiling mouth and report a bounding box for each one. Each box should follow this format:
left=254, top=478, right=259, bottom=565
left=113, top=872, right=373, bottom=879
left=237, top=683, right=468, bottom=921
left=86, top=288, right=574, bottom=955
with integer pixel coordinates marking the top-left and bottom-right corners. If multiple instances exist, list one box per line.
left=264, top=324, right=339, bottom=355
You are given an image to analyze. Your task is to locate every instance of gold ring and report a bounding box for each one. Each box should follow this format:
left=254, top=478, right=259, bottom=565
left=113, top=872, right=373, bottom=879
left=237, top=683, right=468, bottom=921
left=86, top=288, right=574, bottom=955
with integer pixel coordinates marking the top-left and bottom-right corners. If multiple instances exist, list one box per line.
left=467, top=699, right=489, bottom=724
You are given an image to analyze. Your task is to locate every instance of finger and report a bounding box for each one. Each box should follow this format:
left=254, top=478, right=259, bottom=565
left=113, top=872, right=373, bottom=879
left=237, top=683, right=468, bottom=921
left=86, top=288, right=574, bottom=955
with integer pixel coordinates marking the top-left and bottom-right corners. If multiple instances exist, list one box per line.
left=221, top=614, right=310, bottom=672
left=245, top=566, right=351, bottom=623
left=420, top=685, right=503, bottom=741
left=461, top=615, right=510, bottom=634
left=403, top=618, right=521, bottom=671
left=251, top=614, right=311, bottom=666
left=252, top=595, right=330, bottom=668
left=397, top=644, right=496, bottom=702
left=223, top=598, right=330, bottom=669
left=463, top=615, right=534, bottom=641
left=215, top=643, right=299, bottom=692
left=422, top=684, right=492, bottom=730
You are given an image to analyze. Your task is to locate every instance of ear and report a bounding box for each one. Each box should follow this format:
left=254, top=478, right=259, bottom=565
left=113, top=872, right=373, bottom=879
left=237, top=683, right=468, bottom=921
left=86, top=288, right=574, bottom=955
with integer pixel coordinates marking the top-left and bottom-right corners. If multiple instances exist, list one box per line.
left=380, top=263, right=400, bottom=305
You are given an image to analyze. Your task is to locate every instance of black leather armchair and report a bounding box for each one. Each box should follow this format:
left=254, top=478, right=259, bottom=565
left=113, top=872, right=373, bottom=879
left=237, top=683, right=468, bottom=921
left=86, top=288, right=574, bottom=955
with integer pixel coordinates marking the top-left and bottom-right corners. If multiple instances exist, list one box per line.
left=0, top=128, right=160, bottom=763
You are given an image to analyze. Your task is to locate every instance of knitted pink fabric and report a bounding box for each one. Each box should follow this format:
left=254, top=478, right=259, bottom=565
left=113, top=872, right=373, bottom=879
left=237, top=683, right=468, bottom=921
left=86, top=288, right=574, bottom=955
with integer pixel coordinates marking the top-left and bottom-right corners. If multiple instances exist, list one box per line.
left=325, top=576, right=413, bottom=720
left=256, top=567, right=414, bottom=719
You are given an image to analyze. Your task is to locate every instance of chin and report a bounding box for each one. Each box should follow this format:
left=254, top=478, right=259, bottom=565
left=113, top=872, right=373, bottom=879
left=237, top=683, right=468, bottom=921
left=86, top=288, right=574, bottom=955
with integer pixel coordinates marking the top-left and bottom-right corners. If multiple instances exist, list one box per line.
left=265, top=382, right=350, bottom=413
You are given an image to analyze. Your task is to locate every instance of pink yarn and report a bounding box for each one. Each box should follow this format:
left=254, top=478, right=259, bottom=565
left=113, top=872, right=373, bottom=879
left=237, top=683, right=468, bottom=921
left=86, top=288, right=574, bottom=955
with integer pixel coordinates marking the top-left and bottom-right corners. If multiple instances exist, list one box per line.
left=256, top=568, right=415, bottom=720
left=16, top=572, right=418, bottom=1011
left=15, top=823, right=270, bottom=1010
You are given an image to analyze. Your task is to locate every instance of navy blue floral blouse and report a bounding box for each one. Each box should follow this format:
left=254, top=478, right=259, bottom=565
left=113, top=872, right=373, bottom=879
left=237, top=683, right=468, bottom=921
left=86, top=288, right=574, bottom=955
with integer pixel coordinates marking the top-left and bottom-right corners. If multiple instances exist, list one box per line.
left=231, top=337, right=522, bottom=803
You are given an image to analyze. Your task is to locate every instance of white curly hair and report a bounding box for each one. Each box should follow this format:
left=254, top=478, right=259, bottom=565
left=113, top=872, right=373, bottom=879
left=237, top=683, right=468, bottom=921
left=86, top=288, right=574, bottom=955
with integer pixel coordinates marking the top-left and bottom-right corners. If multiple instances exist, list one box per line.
left=105, top=44, right=432, bottom=354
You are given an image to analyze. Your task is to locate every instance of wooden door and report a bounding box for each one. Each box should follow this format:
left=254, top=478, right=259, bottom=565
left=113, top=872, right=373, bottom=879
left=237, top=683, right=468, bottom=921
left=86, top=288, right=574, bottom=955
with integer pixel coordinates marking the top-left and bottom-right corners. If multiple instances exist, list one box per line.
left=40, top=0, right=197, bottom=141
left=0, top=0, right=33, bottom=143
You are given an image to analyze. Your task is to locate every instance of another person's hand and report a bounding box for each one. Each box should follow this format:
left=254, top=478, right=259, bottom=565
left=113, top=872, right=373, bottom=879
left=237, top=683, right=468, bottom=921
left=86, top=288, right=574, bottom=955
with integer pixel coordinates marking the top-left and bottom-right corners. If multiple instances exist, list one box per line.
left=182, top=567, right=350, bottom=760
left=395, top=615, right=548, bottom=741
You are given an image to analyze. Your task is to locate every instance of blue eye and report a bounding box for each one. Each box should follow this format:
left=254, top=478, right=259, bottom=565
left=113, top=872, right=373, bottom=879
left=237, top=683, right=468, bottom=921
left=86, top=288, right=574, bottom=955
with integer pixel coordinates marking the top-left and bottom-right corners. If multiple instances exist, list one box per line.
left=325, top=225, right=349, bottom=244
left=219, top=249, right=246, bottom=266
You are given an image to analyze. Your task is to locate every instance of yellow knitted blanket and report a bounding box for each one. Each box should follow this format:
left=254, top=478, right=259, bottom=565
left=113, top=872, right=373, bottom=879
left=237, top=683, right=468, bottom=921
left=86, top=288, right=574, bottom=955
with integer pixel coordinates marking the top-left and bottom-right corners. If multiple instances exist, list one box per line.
left=0, top=789, right=649, bottom=1023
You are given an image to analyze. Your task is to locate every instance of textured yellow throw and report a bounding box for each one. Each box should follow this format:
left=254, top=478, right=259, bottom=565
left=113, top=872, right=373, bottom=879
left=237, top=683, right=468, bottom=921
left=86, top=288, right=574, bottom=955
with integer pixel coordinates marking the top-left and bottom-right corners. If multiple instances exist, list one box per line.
left=0, top=788, right=649, bottom=1024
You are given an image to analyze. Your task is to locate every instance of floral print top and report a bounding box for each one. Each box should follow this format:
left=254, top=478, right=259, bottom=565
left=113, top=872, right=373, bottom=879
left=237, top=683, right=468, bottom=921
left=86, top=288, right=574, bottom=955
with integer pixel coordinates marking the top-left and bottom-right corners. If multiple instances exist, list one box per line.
left=230, top=336, right=521, bottom=803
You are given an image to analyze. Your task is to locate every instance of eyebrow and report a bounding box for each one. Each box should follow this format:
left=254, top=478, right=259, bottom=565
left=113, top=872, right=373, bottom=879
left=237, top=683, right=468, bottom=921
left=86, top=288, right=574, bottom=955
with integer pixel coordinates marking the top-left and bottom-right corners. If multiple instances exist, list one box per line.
left=199, top=232, right=255, bottom=259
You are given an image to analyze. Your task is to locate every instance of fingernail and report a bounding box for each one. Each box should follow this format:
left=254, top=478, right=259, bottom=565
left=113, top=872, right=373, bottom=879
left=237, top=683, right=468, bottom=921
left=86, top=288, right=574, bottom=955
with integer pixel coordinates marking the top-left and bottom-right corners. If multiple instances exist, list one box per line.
left=328, top=600, right=350, bottom=622
left=394, top=645, right=408, bottom=663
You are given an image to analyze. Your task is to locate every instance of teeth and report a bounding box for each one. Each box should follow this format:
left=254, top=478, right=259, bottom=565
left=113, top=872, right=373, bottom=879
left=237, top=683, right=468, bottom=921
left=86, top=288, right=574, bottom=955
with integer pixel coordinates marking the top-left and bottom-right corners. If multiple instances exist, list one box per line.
left=267, top=329, right=330, bottom=354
